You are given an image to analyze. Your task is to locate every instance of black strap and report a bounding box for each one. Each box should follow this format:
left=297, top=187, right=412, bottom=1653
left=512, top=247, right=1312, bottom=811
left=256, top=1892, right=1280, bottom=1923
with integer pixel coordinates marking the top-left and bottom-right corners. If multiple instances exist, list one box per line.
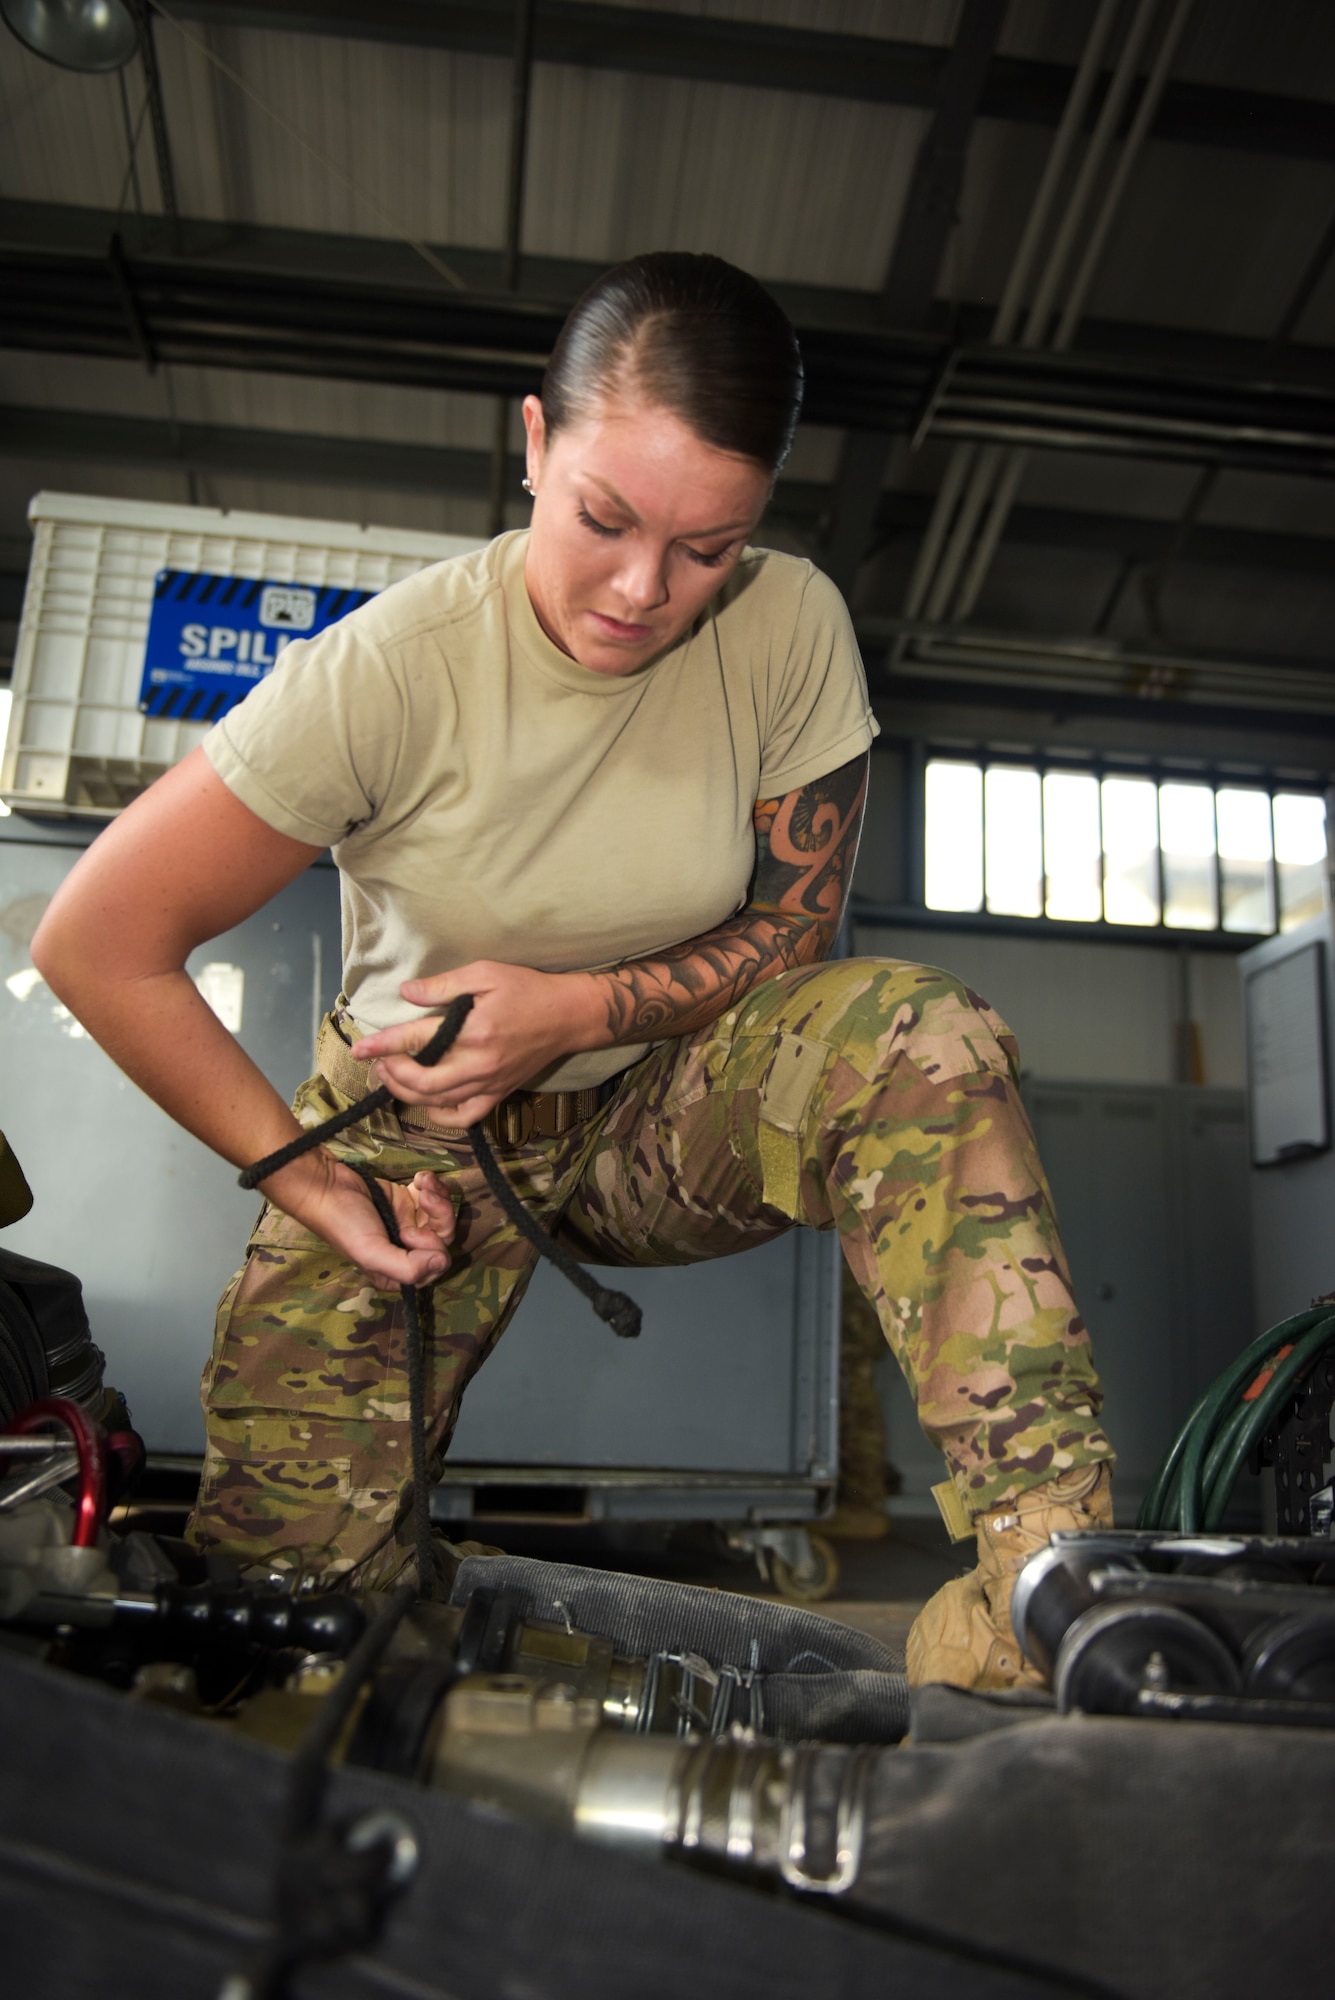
left=238, top=994, right=640, bottom=1343
left=238, top=997, right=475, bottom=1191
left=227, top=996, right=643, bottom=1998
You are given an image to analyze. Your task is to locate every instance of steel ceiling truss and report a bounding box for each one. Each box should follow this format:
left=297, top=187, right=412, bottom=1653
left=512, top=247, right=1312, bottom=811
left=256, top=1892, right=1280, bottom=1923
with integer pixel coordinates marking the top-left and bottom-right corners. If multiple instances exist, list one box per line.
left=2, top=399, right=1329, bottom=721
left=5, top=242, right=1334, bottom=480
left=3, top=201, right=1326, bottom=386
left=2, top=405, right=1331, bottom=586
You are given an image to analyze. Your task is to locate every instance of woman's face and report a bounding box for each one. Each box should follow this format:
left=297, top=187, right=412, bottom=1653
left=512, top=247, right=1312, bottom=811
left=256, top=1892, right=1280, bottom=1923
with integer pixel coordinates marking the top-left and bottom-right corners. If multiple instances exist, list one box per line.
left=521, top=389, right=772, bottom=677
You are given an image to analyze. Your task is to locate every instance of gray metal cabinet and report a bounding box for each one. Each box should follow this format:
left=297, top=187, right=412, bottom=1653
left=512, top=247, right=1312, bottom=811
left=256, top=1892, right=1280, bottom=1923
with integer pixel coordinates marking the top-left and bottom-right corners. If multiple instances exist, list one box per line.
left=441, top=1231, right=839, bottom=1523
left=881, top=1081, right=1255, bottom=1517
left=1026, top=1082, right=1254, bottom=1501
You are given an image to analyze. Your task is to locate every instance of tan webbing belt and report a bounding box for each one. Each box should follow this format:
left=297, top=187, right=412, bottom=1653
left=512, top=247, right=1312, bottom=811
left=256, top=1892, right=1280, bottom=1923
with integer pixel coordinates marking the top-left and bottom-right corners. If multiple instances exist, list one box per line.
left=314, top=1014, right=615, bottom=1143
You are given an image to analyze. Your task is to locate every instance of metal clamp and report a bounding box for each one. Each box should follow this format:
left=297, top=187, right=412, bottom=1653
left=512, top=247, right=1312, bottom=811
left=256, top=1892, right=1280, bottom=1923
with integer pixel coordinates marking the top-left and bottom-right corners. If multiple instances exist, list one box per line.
left=778, top=1745, right=872, bottom=1896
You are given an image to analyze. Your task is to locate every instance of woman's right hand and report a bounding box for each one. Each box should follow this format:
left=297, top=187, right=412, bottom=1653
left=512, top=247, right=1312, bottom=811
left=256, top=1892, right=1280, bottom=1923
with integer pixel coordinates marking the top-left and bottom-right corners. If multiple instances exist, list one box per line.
left=261, top=1148, right=456, bottom=1291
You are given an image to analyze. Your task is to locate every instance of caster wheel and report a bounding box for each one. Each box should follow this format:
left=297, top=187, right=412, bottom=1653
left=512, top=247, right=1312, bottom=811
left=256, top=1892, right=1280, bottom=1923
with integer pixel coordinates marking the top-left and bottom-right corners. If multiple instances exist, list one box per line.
left=771, top=1533, right=840, bottom=1604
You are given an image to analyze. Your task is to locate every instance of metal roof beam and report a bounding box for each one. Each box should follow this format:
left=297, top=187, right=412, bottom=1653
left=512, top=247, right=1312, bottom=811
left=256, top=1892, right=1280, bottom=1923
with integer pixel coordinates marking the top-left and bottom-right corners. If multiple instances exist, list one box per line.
left=133, top=2, right=181, bottom=228
left=4, top=404, right=1331, bottom=579
left=7, top=240, right=1332, bottom=476
left=3, top=201, right=1331, bottom=392
left=164, top=1, right=1335, bottom=163
left=860, top=658, right=1335, bottom=737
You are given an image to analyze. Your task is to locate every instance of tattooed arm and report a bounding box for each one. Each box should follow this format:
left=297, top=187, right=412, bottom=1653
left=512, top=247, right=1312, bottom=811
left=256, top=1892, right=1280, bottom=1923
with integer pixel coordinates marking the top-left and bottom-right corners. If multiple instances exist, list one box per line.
left=591, top=750, right=870, bottom=1043
left=355, top=753, right=869, bottom=1117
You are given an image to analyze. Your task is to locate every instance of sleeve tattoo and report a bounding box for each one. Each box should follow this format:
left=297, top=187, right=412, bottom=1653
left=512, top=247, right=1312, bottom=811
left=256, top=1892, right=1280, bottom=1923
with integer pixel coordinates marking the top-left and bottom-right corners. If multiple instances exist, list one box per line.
left=592, top=752, right=869, bottom=1044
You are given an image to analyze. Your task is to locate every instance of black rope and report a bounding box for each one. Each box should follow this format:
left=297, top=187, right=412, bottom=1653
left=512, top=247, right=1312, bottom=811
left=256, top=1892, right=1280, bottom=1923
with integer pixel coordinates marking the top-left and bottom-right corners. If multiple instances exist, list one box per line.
left=467, top=1119, right=641, bottom=1340
left=353, top=1171, right=436, bottom=1594
left=236, top=986, right=640, bottom=1600
left=237, top=996, right=476, bottom=1191
left=239, top=993, right=640, bottom=1342
left=226, top=990, right=642, bottom=1996
left=280, top=1581, right=418, bottom=1843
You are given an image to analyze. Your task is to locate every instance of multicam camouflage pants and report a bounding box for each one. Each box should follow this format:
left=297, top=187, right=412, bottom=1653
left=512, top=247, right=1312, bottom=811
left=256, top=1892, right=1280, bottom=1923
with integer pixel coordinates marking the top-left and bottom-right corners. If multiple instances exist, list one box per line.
left=189, top=958, right=1113, bottom=1584
left=838, top=1262, right=894, bottom=1513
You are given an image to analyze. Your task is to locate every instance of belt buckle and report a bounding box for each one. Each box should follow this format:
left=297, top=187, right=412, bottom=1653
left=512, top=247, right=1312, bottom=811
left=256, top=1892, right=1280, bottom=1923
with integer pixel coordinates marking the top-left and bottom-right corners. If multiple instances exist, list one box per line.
left=496, top=1094, right=536, bottom=1146
left=533, top=1091, right=575, bottom=1139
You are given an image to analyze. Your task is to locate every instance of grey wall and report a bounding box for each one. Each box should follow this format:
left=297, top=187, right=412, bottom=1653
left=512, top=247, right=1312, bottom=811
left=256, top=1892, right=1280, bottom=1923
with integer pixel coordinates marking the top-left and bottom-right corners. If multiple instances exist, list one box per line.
left=879, top=1080, right=1255, bottom=1516
left=855, top=920, right=1245, bottom=1090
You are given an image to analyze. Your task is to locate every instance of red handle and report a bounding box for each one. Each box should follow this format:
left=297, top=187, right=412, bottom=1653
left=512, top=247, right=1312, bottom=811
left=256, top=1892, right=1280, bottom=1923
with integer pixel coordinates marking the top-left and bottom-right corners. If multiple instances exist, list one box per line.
left=4, top=1397, right=107, bottom=1547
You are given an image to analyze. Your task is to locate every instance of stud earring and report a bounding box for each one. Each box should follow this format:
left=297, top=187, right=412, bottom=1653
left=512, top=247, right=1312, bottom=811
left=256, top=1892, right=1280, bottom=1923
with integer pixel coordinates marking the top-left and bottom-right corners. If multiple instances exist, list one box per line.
left=522, top=477, right=535, bottom=496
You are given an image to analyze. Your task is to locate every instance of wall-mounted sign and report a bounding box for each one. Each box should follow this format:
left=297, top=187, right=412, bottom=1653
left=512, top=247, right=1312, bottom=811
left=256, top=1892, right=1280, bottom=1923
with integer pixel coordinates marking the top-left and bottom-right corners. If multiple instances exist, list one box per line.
left=139, top=570, right=377, bottom=721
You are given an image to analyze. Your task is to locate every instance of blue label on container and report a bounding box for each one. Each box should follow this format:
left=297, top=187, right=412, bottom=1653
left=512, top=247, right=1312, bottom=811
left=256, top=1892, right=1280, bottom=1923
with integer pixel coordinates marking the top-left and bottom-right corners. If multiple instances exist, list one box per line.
left=138, top=570, right=378, bottom=721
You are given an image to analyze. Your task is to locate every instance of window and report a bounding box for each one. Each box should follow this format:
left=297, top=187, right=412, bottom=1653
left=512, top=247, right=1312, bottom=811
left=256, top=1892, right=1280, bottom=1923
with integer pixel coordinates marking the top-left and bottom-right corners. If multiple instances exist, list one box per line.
left=924, top=756, right=1326, bottom=936
left=924, top=760, right=983, bottom=911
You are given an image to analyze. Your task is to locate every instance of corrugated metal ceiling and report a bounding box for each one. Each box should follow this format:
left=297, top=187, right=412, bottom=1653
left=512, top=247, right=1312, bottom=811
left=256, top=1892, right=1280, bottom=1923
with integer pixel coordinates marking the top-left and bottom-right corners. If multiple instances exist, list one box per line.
left=0, top=0, right=1332, bottom=712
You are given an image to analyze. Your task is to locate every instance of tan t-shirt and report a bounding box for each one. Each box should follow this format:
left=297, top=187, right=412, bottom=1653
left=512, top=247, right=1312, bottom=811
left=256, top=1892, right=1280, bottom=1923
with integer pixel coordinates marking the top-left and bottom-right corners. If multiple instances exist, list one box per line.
left=204, top=531, right=877, bottom=1089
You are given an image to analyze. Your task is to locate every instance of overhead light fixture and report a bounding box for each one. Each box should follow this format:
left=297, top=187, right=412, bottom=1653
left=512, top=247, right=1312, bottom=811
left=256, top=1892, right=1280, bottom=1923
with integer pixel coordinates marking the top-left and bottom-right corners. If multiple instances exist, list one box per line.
left=2, top=0, right=140, bottom=73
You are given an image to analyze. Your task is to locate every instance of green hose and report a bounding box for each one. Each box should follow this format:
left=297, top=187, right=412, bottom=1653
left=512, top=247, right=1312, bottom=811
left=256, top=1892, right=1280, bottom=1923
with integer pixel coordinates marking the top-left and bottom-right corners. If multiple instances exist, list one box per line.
left=1136, top=1304, right=1335, bottom=1533
left=1202, top=1320, right=1335, bottom=1529
left=1135, top=1306, right=1314, bottom=1531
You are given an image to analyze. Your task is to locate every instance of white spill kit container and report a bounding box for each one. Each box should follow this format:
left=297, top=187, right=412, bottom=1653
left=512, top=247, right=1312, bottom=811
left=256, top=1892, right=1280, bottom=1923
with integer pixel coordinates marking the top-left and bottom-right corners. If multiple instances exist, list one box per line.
left=1, top=492, right=482, bottom=816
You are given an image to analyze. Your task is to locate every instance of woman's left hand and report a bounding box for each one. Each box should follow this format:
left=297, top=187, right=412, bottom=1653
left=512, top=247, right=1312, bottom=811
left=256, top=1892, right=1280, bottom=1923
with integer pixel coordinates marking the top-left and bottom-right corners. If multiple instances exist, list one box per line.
left=349, top=960, right=605, bottom=1123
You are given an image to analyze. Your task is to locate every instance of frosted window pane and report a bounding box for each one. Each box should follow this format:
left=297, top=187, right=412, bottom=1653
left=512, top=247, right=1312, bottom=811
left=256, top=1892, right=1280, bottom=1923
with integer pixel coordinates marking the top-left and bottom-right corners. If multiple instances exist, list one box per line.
left=1101, top=777, right=1159, bottom=925
left=984, top=767, right=1042, bottom=917
left=925, top=761, right=983, bottom=912
left=1216, top=789, right=1273, bottom=862
left=1043, top=772, right=1101, bottom=921
left=1274, top=792, right=1327, bottom=865
left=1274, top=792, right=1327, bottom=931
left=1159, top=782, right=1215, bottom=854
left=1160, top=782, right=1217, bottom=929
left=1216, top=789, right=1274, bottom=934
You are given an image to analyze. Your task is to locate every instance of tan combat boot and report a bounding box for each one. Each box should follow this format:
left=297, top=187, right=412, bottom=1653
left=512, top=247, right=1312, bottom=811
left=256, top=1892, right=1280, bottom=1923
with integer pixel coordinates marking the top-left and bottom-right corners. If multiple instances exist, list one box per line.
left=906, top=1462, right=1113, bottom=1691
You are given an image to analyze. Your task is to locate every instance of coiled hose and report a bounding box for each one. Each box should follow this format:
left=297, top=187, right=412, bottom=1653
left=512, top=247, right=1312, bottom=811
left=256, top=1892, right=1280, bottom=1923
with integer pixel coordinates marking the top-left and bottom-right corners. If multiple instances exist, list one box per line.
left=1136, top=1302, right=1335, bottom=1532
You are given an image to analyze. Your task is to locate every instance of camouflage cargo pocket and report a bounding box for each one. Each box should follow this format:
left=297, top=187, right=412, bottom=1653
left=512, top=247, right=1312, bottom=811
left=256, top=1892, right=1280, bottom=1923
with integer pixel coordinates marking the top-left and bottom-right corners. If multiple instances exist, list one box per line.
left=194, top=1414, right=398, bottom=1575
left=200, top=1201, right=405, bottom=1423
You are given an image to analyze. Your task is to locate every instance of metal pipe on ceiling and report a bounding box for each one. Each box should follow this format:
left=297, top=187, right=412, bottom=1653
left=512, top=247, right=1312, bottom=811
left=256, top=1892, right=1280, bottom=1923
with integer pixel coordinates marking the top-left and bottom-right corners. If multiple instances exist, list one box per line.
left=1054, top=0, right=1195, bottom=349
left=902, top=0, right=1124, bottom=625
left=990, top=0, right=1125, bottom=346
left=921, top=0, right=1171, bottom=628
left=951, top=0, right=1195, bottom=622
left=1017, top=0, right=1161, bottom=352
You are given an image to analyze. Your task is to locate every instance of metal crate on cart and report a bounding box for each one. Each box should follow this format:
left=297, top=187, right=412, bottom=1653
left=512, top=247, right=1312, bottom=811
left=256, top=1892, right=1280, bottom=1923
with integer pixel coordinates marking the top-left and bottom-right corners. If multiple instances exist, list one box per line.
left=436, top=1230, right=845, bottom=1602
left=1, top=491, right=480, bottom=815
